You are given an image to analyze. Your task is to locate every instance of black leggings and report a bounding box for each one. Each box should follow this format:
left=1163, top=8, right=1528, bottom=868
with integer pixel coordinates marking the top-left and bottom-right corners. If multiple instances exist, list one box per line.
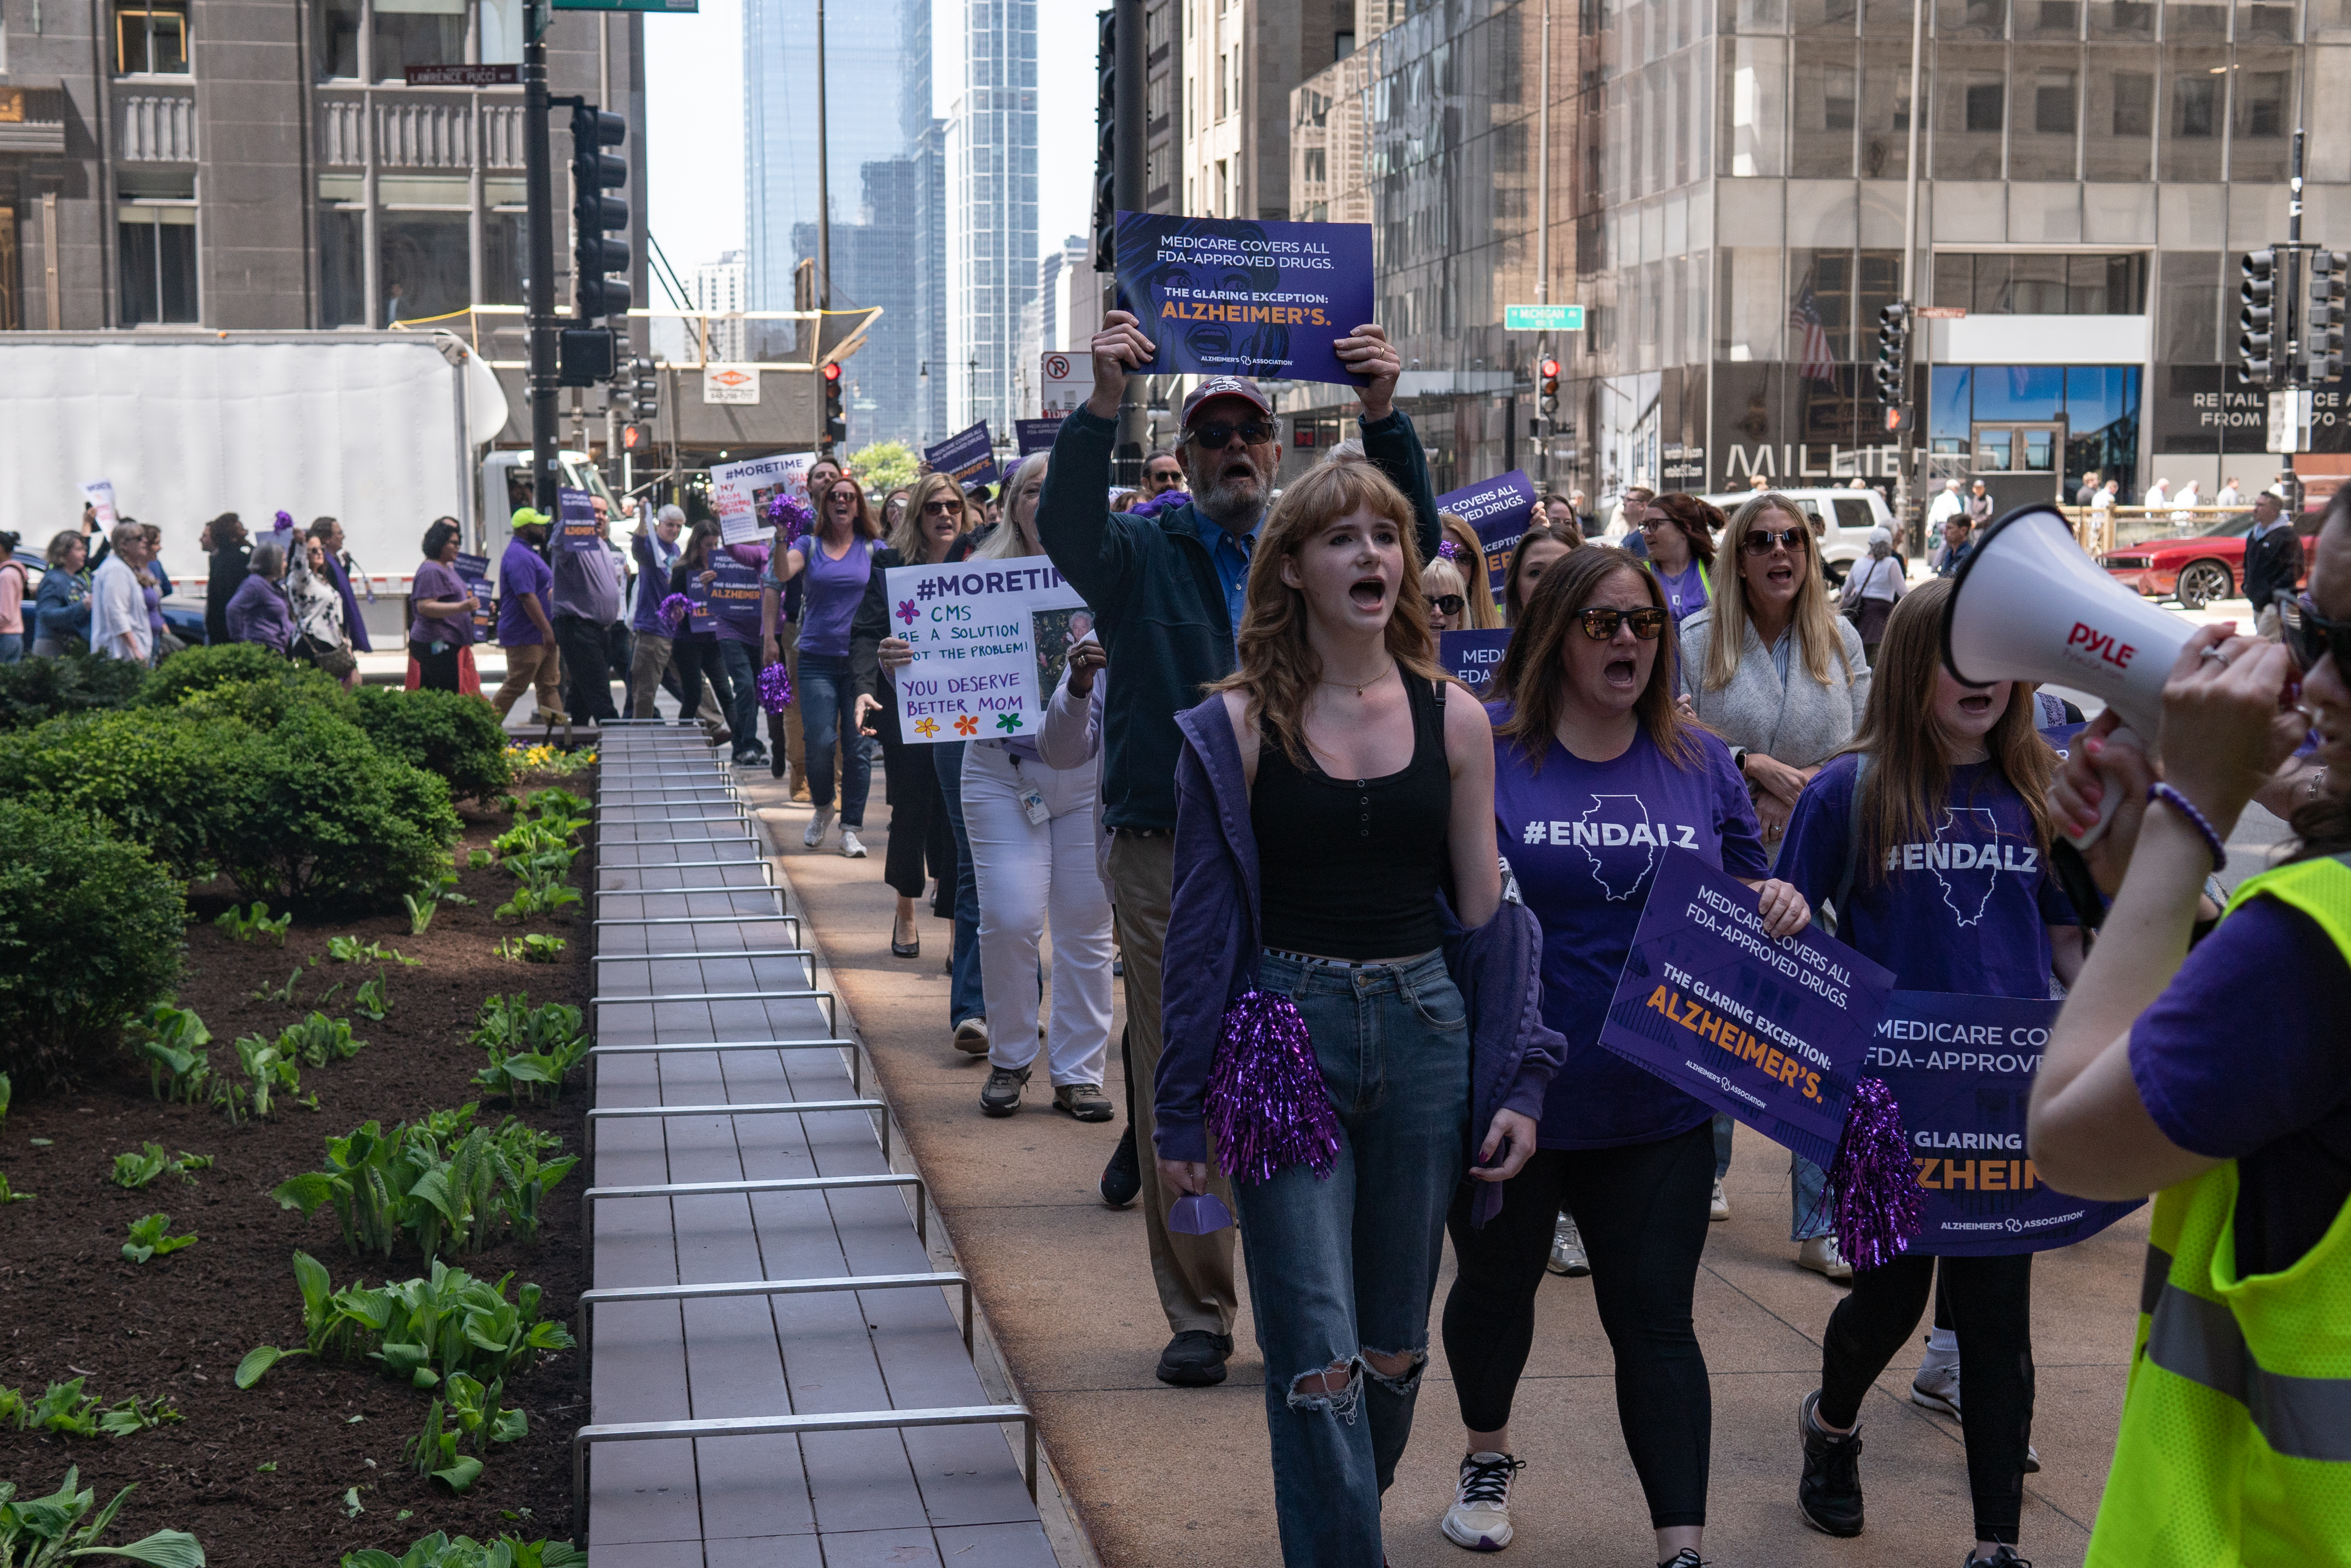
left=409, top=639, right=461, bottom=692
left=1443, top=1123, right=1715, bottom=1530
left=1819, top=1252, right=2034, bottom=1544
left=670, top=640, right=717, bottom=728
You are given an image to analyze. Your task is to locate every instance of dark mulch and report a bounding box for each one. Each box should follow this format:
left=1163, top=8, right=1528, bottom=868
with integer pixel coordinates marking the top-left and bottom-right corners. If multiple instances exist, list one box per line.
left=0, top=779, right=597, bottom=1561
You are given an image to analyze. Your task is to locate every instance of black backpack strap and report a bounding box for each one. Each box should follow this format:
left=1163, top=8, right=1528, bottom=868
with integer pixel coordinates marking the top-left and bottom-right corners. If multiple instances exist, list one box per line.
left=1820, top=754, right=1871, bottom=939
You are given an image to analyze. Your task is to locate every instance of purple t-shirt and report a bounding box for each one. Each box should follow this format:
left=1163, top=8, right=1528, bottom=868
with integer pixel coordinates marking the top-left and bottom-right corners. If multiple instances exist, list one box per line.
left=2131, top=895, right=2351, bottom=1276
left=408, top=559, right=475, bottom=647
left=794, top=536, right=877, bottom=658
left=495, top=538, right=553, bottom=646
left=1778, top=754, right=2078, bottom=999
left=1489, top=708, right=1769, bottom=1147
left=1654, top=559, right=1709, bottom=621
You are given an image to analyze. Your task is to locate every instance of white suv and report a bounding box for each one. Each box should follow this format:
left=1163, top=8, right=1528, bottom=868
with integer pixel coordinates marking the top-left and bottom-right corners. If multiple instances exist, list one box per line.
left=1701, top=487, right=1892, bottom=585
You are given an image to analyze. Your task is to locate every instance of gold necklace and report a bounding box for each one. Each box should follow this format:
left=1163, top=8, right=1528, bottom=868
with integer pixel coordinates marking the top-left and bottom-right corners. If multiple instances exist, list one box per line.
left=1318, top=661, right=1397, bottom=698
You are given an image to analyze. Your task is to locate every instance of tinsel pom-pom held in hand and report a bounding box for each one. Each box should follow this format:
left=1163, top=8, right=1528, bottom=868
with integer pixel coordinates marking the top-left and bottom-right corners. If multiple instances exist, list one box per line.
left=1828, top=1076, right=1925, bottom=1273
left=1204, top=989, right=1339, bottom=1185
left=766, top=491, right=813, bottom=547
left=1436, top=538, right=1460, bottom=559
left=659, top=593, right=694, bottom=632
left=757, top=661, right=795, bottom=713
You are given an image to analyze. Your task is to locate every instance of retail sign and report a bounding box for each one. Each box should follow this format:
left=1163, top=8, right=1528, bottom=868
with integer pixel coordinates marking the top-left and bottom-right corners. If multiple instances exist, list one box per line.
left=1504, top=304, right=1585, bottom=332
left=402, top=64, right=519, bottom=86
left=702, top=364, right=759, bottom=405
left=1041, top=353, right=1094, bottom=414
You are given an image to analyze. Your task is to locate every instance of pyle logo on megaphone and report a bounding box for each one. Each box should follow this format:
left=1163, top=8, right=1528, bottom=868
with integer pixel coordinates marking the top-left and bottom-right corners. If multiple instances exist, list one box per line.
left=2065, top=621, right=2139, bottom=672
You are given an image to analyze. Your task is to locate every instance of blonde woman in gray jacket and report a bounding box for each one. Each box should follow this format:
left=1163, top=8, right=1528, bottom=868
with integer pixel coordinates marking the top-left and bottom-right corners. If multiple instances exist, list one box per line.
left=1676, top=491, right=1870, bottom=1277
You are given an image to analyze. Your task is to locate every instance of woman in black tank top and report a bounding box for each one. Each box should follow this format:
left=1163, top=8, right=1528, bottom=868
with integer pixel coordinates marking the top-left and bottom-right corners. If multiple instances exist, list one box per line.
left=1156, top=458, right=1529, bottom=1567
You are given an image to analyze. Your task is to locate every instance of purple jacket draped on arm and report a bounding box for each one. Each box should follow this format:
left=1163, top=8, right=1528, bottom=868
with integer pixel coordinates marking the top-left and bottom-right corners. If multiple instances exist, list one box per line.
left=1157, top=691, right=1568, bottom=1225
left=225, top=573, right=294, bottom=655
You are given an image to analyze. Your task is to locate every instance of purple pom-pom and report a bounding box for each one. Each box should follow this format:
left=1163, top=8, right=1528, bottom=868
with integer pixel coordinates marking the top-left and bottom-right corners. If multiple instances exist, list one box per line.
left=659, top=593, right=694, bottom=631
left=273, top=509, right=294, bottom=532
left=1204, top=988, right=1339, bottom=1185
left=767, top=491, right=813, bottom=546
left=1131, top=489, right=1193, bottom=520
left=1828, top=1076, right=1925, bottom=1272
left=756, top=660, right=795, bottom=713
left=1436, top=538, right=1460, bottom=559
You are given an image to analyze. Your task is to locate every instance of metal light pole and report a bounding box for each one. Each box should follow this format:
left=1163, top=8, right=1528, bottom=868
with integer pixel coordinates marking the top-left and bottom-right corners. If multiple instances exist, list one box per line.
left=1534, top=0, right=1550, bottom=483
left=525, top=0, right=558, bottom=512
left=1113, top=0, right=1148, bottom=482
left=1897, top=0, right=1924, bottom=550
left=814, top=0, right=831, bottom=454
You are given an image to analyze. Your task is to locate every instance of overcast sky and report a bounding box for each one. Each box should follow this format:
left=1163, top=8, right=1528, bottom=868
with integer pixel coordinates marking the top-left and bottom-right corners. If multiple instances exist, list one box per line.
left=647, top=0, right=1097, bottom=283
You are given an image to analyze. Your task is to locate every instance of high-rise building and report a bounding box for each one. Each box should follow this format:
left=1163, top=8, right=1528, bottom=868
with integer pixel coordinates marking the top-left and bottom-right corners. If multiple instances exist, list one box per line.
left=943, top=0, right=1038, bottom=436
left=914, top=117, right=952, bottom=446
left=1289, top=0, right=2349, bottom=507
left=793, top=157, right=922, bottom=447
left=695, top=251, right=749, bottom=363
left=1178, top=0, right=1351, bottom=219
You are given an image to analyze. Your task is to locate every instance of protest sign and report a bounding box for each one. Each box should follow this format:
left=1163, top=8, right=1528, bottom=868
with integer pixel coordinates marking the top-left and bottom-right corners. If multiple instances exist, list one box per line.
left=1015, top=417, right=1063, bottom=456
left=1438, top=629, right=1511, bottom=697
left=452, top=551, right=494, bottom=638
left=1866, top=991, right=2142, bottom=1254
left=925, top=422, right=1001, bottom=489
left=1113, top=212, right=1375, bottom=386
left=703, top=554, right=764, bottom=640
left=1598, top=849, right=1895, bottom=1169
left=709, top=452, right=816, bottom=546
left=1437, top=470, right=1538, bottom=596
left=884, top=554, right=1092, bottom=744
left=556, top=486, right=601, bottom=553
left=80, top=480, right=118, bottom=530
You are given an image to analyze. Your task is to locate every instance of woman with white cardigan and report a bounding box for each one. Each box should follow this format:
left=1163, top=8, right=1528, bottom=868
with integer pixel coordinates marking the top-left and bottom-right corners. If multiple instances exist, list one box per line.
left=1677, top=491, right=1870, bottom=1279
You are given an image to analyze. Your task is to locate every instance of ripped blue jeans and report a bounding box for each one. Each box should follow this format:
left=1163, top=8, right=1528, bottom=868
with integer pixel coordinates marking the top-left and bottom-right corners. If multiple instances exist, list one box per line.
left=1230, top=948, right=1470, bottom=1568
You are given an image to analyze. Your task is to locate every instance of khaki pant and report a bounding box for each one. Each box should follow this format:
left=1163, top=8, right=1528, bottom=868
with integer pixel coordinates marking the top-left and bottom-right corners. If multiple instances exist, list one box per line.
left=629, top=631, right=729, bottom=732
left=779, top=633, right=808, bottom=787
left=492, top=640, right=564, bottom=721
left=1108, top=830, right=1238, bottom=1339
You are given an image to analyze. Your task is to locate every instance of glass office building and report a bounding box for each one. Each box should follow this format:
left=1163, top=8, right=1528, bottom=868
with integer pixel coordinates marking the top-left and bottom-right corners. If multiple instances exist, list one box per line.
left=1290, top=0, right=2349, bottom=506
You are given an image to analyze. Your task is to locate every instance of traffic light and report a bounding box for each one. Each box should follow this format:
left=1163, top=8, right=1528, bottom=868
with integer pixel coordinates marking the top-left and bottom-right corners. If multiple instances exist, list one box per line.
left=1874, top=301, right=1910, bottom=406
left=571, top=105, right=631, bottom=322
left=2308, top=250, right=2346, bottom=383
left=822, top=362, right=846, bottom=448
left=1092, top=9, right=1116, bottom=272
left=632, top=356, right=659, bottom=426
left=2239, top=248, right=2279, bottom=388
left=1538, top=357, right=1560, bottom=416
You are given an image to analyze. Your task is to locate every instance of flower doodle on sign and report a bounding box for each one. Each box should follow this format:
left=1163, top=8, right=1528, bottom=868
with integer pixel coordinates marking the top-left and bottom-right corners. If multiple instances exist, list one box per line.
left=954, top=715, right=980, bottom=736
left=995, top=712, right=1025, bottom=733
left=895, top=598, right=918, bottom=625
left=914, top=717, right=940, bottom=738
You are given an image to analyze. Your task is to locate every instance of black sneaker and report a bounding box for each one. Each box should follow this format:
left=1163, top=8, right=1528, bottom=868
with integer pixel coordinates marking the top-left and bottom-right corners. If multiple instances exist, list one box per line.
left=1658, top=1553, right=1709, bottom=1568
left=1053, top=1082, right=1115, bottom=1122
left=1966, top=1549, right=2030, bottom=1568
left=980, top=1064, right=1030, bottom=1116
left=1797, top=1390, right=1864, bottom=1537
left=1099, top=1124, right=1141, bottom=1208
left=1155, top=1329, right=1233, bottom=1387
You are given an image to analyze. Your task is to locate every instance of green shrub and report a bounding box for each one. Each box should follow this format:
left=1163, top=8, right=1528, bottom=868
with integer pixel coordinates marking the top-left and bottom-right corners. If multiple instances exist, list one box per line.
left=174, top=665, right=357, bottom=729
left=0, top=652, right=148, bottom=732
left=353, top=687, right=512, bottom=803
left=0, top=802, right=186, bottom=1086
left=135, top=641, right=295, bottom=708
left=208, top=707, right=460, bottom=909
left=0, top=709, right=236, bottom=878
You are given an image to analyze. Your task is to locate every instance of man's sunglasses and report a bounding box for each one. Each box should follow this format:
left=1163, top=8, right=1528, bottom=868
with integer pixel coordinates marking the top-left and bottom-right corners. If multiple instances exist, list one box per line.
left=1187, top=420, right=1278, bottom=449
left=920, top=499, right=962, bottom=516
left=1431, top=594, right=1467, bottom=616
left=2279, top=592, right=2350, bottom=674
left=1577, top=606, right=1668, bottom=641
left=1742, top=526, right=1809, bottom=555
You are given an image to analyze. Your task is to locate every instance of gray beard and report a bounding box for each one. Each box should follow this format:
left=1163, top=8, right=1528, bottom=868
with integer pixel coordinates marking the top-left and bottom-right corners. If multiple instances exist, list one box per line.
left=1192, top=471, right=1267, bottom=532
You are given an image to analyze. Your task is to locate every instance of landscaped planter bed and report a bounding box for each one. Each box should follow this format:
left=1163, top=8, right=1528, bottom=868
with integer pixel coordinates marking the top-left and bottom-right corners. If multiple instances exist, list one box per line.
left=0, top=788, right=597, bottom=1562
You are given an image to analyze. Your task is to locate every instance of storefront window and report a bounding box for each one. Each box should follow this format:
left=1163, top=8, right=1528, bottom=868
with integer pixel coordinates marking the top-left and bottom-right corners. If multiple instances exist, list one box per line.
left=1974, top=365, right=2065, bottom=424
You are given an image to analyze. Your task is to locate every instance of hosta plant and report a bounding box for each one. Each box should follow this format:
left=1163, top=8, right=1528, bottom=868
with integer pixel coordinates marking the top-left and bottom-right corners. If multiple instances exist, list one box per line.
left=326, top=937, right=420, bottom=967
left=470, top=995, right=588, bottom=1104
left=236, top=1252, right=574, bottom=1398
left=270, top=1107, right=577, bottom=1260
left=353, top=971, right=393, bottom=1022
left=340, top=1532, right=583, bottom=1568
left=121, top=1214, right=197, bottom=1264
left=108, top=1145, right=212, bottom=1191
left=278, top=1011, right=366, bottom=1068
left=214, top=901, right=290, bottom=946
left=130, top=1006, right=213, bottom=1105
left=0, top=1379, right=183, bottom=1438
left=0, top=1470, right=205, bottom=1567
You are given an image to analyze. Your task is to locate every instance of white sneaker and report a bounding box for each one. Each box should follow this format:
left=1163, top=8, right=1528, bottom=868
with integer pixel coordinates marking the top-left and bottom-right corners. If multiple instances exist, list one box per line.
left=838, top=828, right=867, bottom=858
left=1441, top=1451, right=1525, bottom=1551
left=802, top=806, right=836, bottom=849
left=1798, top=1234, right=1854, bottom=1280
left=1911, top=1355, right=1961, bottom=1417
left=1545, top=1213, right=1590, bottom=1277
left=1710, top=1178, right=1731, bottom=1221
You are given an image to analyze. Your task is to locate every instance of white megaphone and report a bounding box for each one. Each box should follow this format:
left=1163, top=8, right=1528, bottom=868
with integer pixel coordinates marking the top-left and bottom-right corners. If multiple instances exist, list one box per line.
left=1941, top=503, right=2193, bottom=845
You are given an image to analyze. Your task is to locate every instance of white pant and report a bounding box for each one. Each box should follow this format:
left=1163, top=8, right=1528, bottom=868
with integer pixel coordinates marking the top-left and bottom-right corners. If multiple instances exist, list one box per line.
left=961, top=741, right=1114, bottom=1085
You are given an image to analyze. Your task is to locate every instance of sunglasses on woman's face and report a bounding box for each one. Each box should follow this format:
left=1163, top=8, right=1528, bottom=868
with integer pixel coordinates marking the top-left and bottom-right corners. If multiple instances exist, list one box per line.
left=2280, top=592, right=2351, bottom=674
left=1742, top=526, right=1809, bottom=555
left=1577, top=606, right=1668, bottom=641
left=1431, top=594, right=1466, bottom=616
left=921, top=500, right=960, bottom=517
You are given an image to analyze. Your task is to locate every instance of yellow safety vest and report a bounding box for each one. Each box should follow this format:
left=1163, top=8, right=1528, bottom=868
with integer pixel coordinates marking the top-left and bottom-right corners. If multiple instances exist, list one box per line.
left=2086, top=851, right=2351, bottom=1568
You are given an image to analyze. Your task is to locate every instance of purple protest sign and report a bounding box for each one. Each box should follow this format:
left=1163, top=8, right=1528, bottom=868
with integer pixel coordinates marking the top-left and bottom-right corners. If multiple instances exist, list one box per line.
left=1015, top=417, right=1062, bottom=456
left=1438, top=629, right=1510, bottom=698
left=556, top=486, right=601, bottom=554
left=1113, top=212, right=1375, bottom=386
left=1437, top=470, right=1537, bottom=596
left=925, top=421, right=1001, bottom=489
left=1598, top=849, right=1894, bottom=1169
left=705, top=555, right=763, bottom=640
left=452, top=551, right=494, bottom=638
left=1866, top=991, right=2142, bottom=1255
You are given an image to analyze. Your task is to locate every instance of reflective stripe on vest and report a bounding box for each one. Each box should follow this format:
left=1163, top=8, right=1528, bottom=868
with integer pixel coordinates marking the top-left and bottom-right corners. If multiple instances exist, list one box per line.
left=2141, top=1242, right=2351, bottom=1462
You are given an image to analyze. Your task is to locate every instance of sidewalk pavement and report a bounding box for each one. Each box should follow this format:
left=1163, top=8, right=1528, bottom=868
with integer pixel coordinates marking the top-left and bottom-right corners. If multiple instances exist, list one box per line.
left=736, top=762, right=2143, bottom=1568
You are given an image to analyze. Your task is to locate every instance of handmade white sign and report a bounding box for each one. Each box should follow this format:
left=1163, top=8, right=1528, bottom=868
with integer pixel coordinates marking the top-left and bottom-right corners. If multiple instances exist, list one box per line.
left=884, top=554, right=1093, bottom=745
left=708, top=452, right=815, bottom=545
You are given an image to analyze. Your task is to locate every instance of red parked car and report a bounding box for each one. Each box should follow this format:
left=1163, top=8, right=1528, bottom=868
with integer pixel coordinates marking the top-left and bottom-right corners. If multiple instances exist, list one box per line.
left=2101, top=511, right=2313, bottom=609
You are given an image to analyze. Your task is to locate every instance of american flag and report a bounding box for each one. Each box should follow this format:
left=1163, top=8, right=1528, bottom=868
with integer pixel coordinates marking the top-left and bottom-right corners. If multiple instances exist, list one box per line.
left=1790, top=271, right=1835, bottom=383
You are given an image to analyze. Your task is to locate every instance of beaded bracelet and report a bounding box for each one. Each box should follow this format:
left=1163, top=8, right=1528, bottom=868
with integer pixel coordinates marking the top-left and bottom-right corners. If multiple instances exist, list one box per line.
left=2147, top=781, right=2229, bottom=875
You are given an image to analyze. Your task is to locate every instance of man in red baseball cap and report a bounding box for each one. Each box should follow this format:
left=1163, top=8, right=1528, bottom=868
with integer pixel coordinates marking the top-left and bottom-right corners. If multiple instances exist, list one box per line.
left=1032, top=306, right=1440, bottom=1391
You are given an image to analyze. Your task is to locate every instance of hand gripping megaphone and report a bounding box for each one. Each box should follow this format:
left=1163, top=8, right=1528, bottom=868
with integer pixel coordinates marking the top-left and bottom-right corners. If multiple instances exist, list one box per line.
left=1940, top=503, right=2193, bottom=844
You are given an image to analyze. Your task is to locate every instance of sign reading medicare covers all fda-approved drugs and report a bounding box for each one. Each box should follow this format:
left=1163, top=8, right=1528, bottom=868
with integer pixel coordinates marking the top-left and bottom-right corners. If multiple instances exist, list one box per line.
left=556, top=486, right=601, bottom=553
left=1504, top=304, right=1585, bottom=332
left=1437, top=470, right=1539, bottom=595
left=1015, top=417, right=1063, bottom=456
left=886, top=555, right=1093, bottom=745
left=1867, top=991, right=2142, bottom=1255
left=1438, top=629, right=1511, bottom=698
left=708, top=452, right=816, bottom=546
left=925, top=422, right=1001, bottom=490
left=1598, top=849, right=1895, bottom=1169
left=1113, top=212, right=1376, bottom=386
